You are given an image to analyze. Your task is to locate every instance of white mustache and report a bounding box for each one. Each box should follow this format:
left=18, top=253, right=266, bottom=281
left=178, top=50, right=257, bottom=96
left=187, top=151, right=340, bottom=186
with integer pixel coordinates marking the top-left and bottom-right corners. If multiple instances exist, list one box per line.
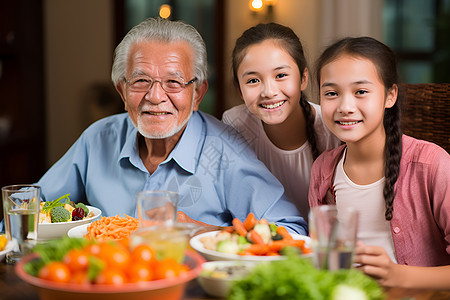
left=138, top=104, right=174, bottom=115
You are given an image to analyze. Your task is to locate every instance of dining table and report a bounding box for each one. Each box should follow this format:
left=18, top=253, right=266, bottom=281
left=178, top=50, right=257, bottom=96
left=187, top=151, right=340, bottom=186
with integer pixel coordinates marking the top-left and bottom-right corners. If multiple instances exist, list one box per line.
left=1, top=258, right=450, bottom=300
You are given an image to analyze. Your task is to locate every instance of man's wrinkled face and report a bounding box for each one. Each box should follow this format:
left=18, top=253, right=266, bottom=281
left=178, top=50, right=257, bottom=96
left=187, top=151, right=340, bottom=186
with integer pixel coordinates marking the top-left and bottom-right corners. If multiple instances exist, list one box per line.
left=118, top=40, right=200, bottom=139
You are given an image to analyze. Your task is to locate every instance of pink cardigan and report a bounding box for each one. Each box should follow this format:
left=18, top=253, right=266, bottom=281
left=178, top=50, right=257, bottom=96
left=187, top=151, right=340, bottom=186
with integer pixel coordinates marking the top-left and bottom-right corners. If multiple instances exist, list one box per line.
left=309, top=135, right=450, bottom=267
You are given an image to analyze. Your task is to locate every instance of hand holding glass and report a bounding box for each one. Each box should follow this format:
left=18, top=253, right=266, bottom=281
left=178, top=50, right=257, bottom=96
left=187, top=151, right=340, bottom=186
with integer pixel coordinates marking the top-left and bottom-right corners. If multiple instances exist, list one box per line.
left=309, top=205, right=358, bottom=270
left=137, top=190, right=178, bottom=227
left=2, top=184, right=40, bottom=264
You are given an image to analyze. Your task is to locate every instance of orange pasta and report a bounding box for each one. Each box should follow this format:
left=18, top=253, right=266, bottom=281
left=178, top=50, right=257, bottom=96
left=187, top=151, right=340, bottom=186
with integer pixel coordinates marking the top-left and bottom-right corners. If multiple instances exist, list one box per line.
left=84, top=214, right=139, bottom=242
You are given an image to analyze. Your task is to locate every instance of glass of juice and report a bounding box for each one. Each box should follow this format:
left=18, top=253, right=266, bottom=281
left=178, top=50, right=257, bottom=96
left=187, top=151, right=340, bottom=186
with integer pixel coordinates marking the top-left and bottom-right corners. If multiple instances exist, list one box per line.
left=2, top=184, right=40, bottom=264
left=130, top=225, right=188, bottom=263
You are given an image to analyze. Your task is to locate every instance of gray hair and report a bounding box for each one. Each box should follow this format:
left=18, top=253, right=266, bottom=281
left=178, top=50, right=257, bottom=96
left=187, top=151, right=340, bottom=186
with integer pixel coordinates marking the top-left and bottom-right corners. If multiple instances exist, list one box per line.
left=111, top=17, right=208, bottom=86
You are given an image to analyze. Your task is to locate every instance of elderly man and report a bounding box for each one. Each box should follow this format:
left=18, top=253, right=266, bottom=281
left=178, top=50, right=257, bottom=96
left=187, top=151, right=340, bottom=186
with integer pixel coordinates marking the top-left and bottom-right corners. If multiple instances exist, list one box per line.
left=36, top=18, right=307, bottom=234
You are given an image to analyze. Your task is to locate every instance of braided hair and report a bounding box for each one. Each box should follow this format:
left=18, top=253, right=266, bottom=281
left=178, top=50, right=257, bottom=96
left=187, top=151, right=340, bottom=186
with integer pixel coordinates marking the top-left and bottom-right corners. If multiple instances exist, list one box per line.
left=314, top=37, right=402, bottom=220
left=232, top=23, right=319, bottom=159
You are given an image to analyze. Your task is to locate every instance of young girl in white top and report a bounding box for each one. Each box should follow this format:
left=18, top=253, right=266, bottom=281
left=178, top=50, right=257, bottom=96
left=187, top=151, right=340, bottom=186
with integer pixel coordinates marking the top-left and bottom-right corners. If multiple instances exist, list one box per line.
left=222, top=23, right=340, bottom=220
left=309, top=36, right=450, bottom=289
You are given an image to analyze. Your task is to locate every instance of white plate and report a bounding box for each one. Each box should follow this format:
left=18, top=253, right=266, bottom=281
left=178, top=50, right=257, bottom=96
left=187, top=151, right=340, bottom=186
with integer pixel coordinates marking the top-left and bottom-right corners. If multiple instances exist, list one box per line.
left=0, top=237, right=18, bottom=262
left=37, top=205, right=101, bottom=241
left=190, top=230, right=312, bottom=262
left=67, top=223, right=89, bottom=238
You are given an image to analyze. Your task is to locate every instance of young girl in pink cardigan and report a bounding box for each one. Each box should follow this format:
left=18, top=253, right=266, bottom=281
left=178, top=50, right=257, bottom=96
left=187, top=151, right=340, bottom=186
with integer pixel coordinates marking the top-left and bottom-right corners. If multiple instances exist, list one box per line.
left=309, top=36, right=450, bottom=289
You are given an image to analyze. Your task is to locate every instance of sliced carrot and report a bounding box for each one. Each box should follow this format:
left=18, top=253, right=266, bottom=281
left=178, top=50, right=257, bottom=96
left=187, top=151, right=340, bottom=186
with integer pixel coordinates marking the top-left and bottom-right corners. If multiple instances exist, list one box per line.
left=284, top=239, right=305, bottom=248
left=276, top=226, right=293, bottom=240
left=241, top=244, right=269, bottom=256
left=268, top=240, right=286, bottom=252
left=222, top=226, right=235, bottom=233
left=243, top=213, right=257, bottom=231
left=249, top=229, right=265, bottom=245
left=301, top=246, right=313, bottom=254
left=232, top=218, right=248, bottom=236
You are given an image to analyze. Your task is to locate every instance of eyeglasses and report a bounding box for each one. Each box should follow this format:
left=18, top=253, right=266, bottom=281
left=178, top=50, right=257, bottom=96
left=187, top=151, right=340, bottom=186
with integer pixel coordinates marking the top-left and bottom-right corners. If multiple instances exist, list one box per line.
left=126, top=75, right=197, bottom=94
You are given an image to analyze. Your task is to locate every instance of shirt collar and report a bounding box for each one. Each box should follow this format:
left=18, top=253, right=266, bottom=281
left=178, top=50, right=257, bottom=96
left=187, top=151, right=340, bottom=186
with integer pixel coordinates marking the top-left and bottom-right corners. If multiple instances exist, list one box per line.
left=168, top=111, right=203, bottom=174
left=118, top=117, right=146, bottom=171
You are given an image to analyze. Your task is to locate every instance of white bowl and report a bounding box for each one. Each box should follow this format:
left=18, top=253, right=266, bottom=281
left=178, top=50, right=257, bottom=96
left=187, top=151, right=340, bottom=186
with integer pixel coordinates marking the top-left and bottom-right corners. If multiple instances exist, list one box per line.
left=190, top=230, right=312, bottom=262
left=197, top=260, right=258, bottom=298
left=67, top=223, right=89, bottom=238
left=37, top=205, right=101, bottom=241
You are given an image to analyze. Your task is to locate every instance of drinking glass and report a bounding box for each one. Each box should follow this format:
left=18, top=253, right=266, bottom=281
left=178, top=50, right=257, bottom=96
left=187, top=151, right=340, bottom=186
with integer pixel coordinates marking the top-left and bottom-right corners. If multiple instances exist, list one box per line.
left=2, top=184, right=40, bottom=264
left=137, top=190, right=178, bottom=227
left=309, top=205, right=359, bottom=270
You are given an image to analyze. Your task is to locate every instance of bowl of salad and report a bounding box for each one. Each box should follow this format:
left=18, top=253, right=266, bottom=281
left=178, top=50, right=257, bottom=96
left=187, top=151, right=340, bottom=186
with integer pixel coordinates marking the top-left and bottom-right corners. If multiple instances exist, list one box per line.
left=15, top=237, right=205, bottom=300
left=189, top=213, right=312, bottom=262
left=37, top=194, right=101, bottom=241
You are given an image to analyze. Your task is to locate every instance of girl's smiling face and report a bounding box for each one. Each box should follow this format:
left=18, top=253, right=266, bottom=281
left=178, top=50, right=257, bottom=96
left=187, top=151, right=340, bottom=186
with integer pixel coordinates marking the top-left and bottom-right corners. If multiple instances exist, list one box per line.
left=236, top=39, right=307, bottom=125
left=319, top=54, right=397, bottom=145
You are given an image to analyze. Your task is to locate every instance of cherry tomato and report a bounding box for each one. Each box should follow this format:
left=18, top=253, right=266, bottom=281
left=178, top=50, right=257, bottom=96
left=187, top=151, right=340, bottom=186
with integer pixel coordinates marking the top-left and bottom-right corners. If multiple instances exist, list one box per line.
left=127, top=263, right=153, bottom=283
left=131, top=244, right=157, bottom=266
left=98, top=242, right=130, bottom=270
left=118, top=237, right=130, bottom=249
left=84, top=243, right=101, bottom=256
left=179, top=264, right=189, bottom=275
left=95, top=268, right=127, bottom=285
left=153, top=258, right=183, bottom=280
left=63, top=248, right=89, bottom=273
left=38, top=262, right=71, bottom=283
left=70, top=270, right=90, bottom=285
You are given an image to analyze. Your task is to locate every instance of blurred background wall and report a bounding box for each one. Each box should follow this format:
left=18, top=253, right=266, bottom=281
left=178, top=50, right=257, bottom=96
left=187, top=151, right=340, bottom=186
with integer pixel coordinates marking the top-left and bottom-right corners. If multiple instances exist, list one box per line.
left=0, top=0, right=448, bottom=187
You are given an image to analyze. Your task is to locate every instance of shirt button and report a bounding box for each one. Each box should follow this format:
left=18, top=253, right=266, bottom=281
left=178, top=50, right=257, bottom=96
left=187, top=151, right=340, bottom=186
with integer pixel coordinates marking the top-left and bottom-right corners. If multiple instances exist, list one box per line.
left=393, top=227, right=400, bottom=234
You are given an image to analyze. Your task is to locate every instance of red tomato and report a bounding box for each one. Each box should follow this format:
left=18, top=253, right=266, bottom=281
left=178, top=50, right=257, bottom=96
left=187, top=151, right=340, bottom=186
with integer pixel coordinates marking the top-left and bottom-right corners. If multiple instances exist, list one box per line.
left=130, top=244, right=157, bottom=266
left=70, top=270, right=90, bottom=285
left=153, top=258, right=183, bottom=280
left=95, top=268, right=127, bottom=285
left=38, top=262, right=71, bottom=283
left=63, top=249, right=89, bottom=273
left=127, top=263, right=153, bottom=283
left=118, top=237, right=130, bottom=249
left=84, top=243, right=101, bottom=256
left=98, top=242, right=130, bottom=270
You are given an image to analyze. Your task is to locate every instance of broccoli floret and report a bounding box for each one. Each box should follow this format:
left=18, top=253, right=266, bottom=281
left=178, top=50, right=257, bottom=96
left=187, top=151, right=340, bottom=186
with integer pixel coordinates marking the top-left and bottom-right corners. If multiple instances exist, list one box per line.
left=75, top=203, right=89, bottom=217
left=50, top=206, right=71, bottom=223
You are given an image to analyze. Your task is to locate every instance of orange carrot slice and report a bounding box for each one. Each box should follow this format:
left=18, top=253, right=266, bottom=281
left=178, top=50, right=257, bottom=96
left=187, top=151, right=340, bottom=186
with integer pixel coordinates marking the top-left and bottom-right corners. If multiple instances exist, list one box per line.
left=232, top=218, right=248, bottom=236
left=243, top=213, right=257, bottom=231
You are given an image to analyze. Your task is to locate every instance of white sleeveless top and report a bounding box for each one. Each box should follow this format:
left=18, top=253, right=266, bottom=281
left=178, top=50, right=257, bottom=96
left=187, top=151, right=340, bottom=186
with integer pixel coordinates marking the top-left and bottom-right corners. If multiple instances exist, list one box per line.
left=334, top=151, right=397, bottom=263
left=222, top=103, right=341, bottom=220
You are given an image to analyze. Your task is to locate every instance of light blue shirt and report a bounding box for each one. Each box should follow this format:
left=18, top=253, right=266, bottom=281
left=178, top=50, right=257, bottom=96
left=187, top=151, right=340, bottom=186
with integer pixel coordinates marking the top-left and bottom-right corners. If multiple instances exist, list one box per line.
left=35, top=111, right=308, bottom=234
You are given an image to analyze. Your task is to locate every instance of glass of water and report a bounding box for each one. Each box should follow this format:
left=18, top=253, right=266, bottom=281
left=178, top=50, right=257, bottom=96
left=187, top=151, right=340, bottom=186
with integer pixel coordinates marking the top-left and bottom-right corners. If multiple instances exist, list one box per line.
left=137, top=190, right=178, bottom=227
left=2, top=184, right=40, bottom=264
left=309, top=205, right=359, bottom=270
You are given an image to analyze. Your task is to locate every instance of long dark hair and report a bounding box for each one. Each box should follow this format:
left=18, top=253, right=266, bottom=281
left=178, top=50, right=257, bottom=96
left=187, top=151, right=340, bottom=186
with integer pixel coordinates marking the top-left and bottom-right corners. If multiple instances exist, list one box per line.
left=315, top=37, right=402, bottom=220
left=232, top=23, right=319, bottom=159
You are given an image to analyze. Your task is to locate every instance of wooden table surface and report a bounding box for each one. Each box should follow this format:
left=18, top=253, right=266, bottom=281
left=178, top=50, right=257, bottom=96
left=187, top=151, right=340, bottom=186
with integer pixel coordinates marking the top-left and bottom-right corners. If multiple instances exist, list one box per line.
left=1, top=259, right=450, bottom=300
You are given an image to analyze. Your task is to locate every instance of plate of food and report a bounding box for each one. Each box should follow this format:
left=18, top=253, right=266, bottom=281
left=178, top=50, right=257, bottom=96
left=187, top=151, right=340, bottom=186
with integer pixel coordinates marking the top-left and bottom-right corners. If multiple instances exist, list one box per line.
left=37, top=194, right=102, bottom=240
left=68, top=214, right=139, bottom=241
left=189, top=213, right=312, bottom=262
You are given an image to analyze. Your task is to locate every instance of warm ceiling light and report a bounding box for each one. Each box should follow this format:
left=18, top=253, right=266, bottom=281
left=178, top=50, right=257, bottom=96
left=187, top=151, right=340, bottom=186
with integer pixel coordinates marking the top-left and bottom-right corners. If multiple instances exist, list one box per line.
left=249, top=0, right=264, bottom=12
left=159, top=4, right=171, bottom=19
